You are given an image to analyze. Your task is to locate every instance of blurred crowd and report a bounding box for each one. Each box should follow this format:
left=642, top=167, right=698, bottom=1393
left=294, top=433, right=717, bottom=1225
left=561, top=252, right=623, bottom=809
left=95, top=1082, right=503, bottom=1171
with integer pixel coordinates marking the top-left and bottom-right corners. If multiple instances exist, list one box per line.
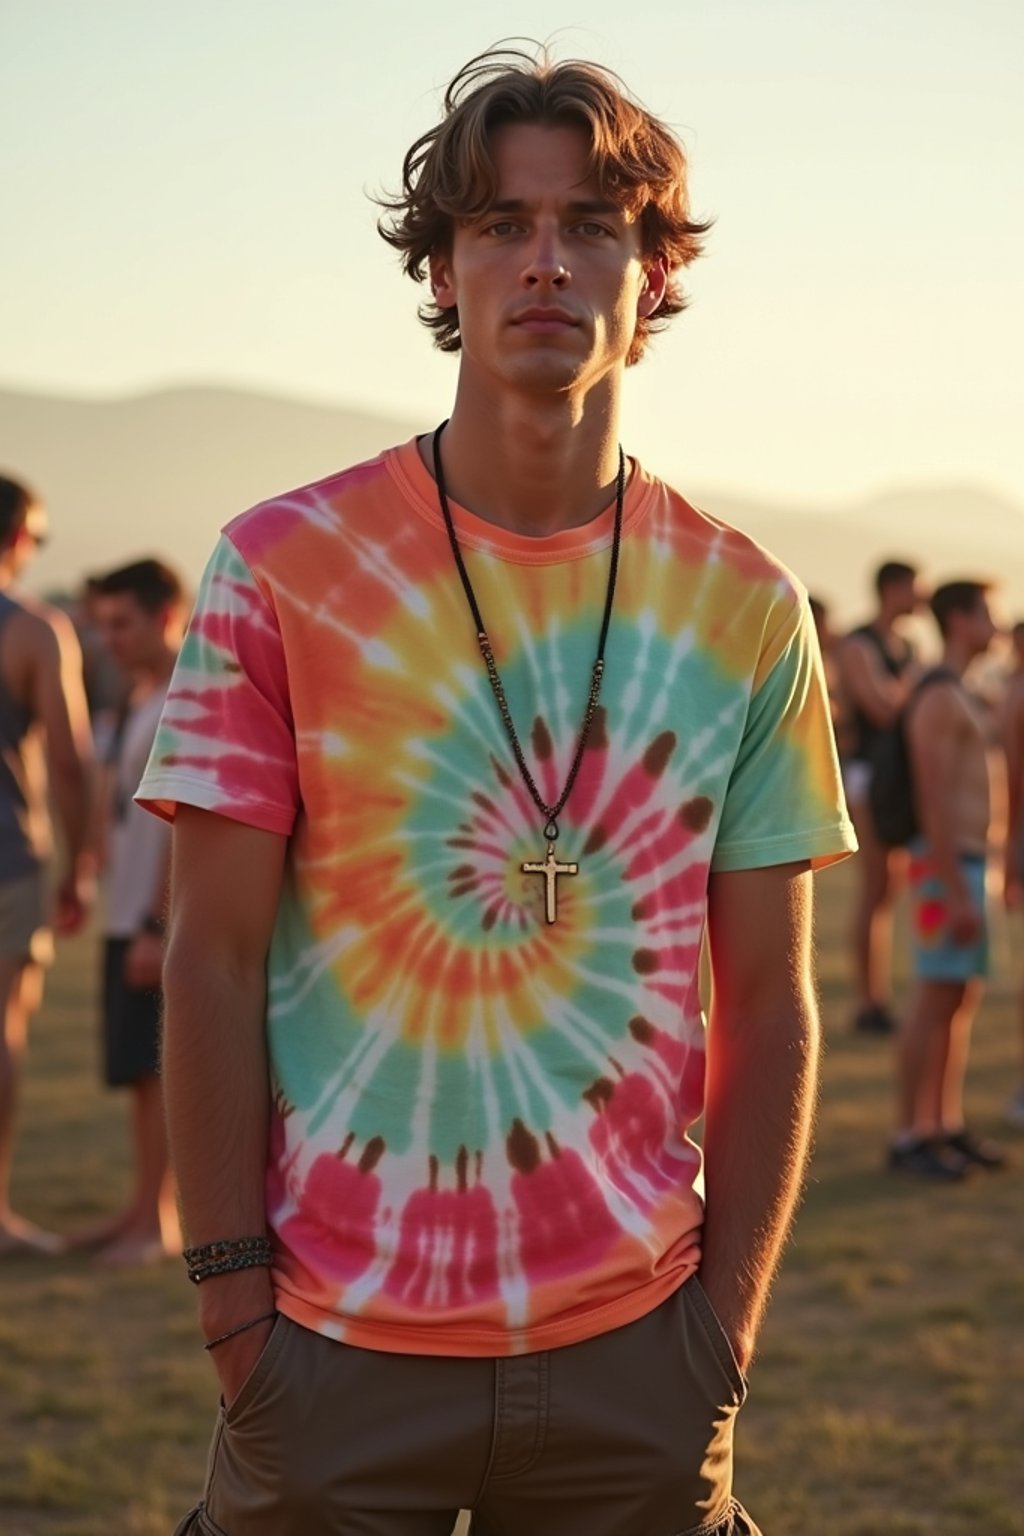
left=812, top=562, right=1024, bottom=1176
left=0, top=472, right=185, bottom=1262
left=0, top=474, right=1021, bottom=1267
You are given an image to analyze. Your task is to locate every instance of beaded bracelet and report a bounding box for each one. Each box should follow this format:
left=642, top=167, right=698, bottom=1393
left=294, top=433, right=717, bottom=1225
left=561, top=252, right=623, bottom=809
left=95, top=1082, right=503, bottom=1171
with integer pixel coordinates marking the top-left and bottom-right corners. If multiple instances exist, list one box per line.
left=204, top=1310, right=277, bottom=1352
left=183, top=1236, right=272, bottom=1285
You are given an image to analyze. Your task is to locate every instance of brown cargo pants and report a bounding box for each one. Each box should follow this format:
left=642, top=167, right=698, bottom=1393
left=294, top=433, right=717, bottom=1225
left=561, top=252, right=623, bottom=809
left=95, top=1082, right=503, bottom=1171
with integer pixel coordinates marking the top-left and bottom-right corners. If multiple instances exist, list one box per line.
left=175, top=1276, right=761, bottom=1536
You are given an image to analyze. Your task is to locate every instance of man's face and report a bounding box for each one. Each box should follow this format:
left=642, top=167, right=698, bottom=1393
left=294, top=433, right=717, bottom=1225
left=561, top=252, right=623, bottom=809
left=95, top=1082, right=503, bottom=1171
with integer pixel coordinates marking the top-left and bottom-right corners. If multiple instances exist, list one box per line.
left=429, top=121, right=666, bottom=396
left=7, top=502, right=49, bottom=575
left=887, top=576, right=920, bottom=620
left=95, top=592, right=164, bottom=673
left=962, top=595, right=998, bottom=660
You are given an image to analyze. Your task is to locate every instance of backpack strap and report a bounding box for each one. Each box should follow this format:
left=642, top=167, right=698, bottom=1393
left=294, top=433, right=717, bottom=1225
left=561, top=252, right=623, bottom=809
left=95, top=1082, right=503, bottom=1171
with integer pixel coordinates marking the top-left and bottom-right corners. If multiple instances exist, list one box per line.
left=905, top=665, right=960, bottom=716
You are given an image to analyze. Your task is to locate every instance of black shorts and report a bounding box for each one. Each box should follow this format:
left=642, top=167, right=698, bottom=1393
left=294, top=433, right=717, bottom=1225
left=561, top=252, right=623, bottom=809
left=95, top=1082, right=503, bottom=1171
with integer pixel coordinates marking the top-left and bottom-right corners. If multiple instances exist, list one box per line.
left=102, top=938, right=162, bottom=1087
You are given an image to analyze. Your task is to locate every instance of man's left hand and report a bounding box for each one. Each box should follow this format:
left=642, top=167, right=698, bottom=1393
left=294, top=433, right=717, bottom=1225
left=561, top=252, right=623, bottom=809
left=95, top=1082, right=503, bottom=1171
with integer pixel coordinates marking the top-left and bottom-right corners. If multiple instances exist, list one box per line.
left=124, top=931, right=164, bottom=991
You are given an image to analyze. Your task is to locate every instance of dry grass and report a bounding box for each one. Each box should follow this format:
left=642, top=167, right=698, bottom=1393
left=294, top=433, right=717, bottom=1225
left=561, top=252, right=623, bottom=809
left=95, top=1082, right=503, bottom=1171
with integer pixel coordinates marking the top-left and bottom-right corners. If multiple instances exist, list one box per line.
left=2, top=859, right=1022, bottom=1534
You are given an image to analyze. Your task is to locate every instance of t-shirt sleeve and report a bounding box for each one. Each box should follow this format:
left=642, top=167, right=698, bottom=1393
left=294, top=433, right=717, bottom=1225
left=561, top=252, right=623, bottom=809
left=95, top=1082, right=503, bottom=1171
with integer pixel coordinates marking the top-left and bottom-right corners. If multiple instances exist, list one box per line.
left=711, top=592, right=857, bottom=873
left=135, top=533, right=299, bottom=834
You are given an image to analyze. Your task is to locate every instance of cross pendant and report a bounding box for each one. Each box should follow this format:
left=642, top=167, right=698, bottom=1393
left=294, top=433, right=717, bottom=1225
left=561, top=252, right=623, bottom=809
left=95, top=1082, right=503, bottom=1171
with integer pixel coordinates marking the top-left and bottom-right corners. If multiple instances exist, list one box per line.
left=522, top=841, right=578, bottom=925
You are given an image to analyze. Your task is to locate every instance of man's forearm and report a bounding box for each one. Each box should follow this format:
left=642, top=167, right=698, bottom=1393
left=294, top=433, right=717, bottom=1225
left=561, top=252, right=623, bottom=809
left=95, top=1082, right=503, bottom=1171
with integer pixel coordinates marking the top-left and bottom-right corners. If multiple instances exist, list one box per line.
left=698, top=988, right=820, bottom=1371
left=162, top=940, right=273, bottom=1328
left=50, top=756, right=92, bottom=869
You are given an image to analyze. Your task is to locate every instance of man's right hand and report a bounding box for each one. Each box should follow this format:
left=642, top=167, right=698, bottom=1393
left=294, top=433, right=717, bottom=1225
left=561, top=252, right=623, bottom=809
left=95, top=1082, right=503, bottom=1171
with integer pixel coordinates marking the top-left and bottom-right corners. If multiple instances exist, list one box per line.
left=207, top=1313, right=278, bottom=1410
left=54, top=860, right=96, bottom=935
left=198, top=1267, right=277, bottom=1410
left=946, top=887, right=983, bottom=946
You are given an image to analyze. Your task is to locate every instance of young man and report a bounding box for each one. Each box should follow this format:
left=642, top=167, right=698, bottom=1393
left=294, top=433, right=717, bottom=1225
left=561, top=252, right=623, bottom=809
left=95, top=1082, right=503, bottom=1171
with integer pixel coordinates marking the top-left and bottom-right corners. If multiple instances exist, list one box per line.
left=0, top=475, right=94, bottom=1256
left=809, top=594, right=853, bottom=762
left=889, top=581, right=1007, bottom=1179
left=839, top=560, right=922, bottom=1034
left=80, top=560, right=185, bottom=1265
left=1002, top=620, right=1024, bottom=1127
left=140, top=49, right=855, bottom=1536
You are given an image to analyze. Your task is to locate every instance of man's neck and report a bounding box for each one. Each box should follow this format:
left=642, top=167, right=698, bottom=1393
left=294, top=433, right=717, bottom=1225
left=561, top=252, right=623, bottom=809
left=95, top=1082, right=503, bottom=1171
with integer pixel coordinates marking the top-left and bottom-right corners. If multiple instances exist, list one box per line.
left=940, top=641, right=972, bottom=679
left=132, top=648, right=178, bottom=696
left=419, top=385, right=624, bottom=538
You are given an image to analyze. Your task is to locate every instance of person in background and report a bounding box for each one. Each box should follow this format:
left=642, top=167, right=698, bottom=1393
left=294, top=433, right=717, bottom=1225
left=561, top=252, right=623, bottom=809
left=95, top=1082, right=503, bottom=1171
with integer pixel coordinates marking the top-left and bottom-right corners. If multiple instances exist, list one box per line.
left=839, top=560, right=922, bottom=1034
left=809, top=594, right=853, bottom=762
left=80, top=559, right=186, bottom=1265
left=0, top=474, right=94, bottom=1256
left=1001, top=618, right=1024, bottom=1128
left=72, top=576, right=129, bottom=763
left=889, top=580, right=1007, bottom=1179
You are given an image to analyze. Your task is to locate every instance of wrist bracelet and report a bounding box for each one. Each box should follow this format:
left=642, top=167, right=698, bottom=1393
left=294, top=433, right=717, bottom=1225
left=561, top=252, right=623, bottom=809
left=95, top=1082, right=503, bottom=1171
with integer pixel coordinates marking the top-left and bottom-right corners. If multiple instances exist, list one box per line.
left=203, top=1310, right=277, bottom=1352
left=184, top=1236, right=272, bottom=1285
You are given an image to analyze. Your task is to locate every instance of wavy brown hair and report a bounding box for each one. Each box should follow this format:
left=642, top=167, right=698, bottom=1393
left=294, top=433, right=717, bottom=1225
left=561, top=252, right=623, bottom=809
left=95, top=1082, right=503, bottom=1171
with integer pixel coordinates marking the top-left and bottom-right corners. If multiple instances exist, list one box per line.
left=377, top=44, right=712, bottom=365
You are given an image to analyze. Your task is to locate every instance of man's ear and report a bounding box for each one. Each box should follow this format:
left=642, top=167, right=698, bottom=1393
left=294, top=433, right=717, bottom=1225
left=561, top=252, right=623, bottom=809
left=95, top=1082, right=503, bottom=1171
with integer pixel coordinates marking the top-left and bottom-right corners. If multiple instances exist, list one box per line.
left=428, top=250, right=456, bottom=310
left=637, top=254, right=669, bottom=319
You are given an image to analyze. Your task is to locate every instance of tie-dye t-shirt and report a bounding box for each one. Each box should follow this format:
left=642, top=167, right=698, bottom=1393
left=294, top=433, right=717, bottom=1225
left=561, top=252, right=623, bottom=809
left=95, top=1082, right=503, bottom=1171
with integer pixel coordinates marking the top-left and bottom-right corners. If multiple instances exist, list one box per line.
left=137, top=437, right=855, bottom=1357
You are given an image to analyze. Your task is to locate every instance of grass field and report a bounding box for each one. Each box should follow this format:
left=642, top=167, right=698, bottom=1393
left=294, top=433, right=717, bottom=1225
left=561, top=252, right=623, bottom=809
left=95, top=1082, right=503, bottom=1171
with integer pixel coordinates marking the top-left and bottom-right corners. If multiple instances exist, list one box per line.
left=2, top=858, right=1022, bottom=1535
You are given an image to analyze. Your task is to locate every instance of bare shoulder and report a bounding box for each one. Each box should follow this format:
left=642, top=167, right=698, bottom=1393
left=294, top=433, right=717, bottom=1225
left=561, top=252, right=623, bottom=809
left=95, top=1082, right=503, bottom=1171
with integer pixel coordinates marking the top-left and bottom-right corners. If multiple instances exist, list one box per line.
left=4, top=594, right=79, bottom=661
left=908, top=676, right=961, bottom=734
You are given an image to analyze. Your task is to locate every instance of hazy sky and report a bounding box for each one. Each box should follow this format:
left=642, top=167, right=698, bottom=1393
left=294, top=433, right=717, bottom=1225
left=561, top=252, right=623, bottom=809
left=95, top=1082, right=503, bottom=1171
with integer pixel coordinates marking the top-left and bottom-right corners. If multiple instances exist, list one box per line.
left=3, top=0, right=1022, bottom=505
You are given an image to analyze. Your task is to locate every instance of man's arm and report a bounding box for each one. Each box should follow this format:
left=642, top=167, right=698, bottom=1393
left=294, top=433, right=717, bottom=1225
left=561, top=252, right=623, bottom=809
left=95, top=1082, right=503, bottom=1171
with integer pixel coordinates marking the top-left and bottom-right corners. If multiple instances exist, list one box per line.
left=29, top=610, right=95, bottom=929
left=162, top=803, right=287, bottom=1402
left=700, top=860, right=819, bottom=1373
left=839, top=635, right=911, bottom=730
left=123, top=835, right=171, bottom=991
left=1003, top=683, right=1024, bottom=907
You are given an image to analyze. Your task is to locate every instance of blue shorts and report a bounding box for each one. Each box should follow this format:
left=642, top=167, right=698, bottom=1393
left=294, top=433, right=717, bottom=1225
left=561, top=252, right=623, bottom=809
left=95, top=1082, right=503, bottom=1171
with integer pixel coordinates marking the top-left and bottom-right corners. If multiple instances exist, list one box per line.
left=908, top=843, right=989, bottom=982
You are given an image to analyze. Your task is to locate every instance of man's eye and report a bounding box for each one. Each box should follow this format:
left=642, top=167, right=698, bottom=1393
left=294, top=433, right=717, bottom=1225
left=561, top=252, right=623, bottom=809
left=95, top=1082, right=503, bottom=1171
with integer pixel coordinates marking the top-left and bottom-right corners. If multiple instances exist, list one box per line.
left=576, top=222, right=612, bottom=237
left=484, top=221, right=518, bottom=237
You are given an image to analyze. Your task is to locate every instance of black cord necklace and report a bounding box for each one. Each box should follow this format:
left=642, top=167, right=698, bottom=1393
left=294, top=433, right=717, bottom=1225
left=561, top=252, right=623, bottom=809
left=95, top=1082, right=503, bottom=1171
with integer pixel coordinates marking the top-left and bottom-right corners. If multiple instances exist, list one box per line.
left=432, top=419, right=624, bottom=924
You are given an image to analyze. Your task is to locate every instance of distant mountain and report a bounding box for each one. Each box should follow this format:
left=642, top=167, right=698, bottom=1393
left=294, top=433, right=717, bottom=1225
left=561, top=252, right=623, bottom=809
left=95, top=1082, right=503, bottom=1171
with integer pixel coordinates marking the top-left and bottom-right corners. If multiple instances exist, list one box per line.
left=2, top=382, right=1022, bottom=623
left=0, top=383, right=419, bottom=599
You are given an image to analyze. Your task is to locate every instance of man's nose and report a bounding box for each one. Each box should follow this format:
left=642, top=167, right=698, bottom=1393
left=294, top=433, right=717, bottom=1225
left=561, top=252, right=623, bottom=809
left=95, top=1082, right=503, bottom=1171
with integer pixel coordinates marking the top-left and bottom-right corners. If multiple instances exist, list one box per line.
left=521, top=227, right=570, bottom=287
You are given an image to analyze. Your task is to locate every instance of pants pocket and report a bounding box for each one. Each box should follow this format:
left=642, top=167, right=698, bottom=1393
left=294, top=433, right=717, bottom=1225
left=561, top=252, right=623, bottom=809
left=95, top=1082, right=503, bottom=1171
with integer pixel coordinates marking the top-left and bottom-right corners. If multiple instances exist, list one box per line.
left=684, top=1278, right=748, bottom=1405
left=223, top=1314, right=289, bottom=1426
left=677, top=1497, right=764, bottom=1536
left=173, top=1502, right=228, bottom=1536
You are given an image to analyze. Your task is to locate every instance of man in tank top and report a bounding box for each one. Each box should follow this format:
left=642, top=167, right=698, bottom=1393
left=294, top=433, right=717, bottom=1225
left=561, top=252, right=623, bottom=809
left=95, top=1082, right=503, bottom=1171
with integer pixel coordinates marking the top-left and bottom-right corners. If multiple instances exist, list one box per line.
left=0, top=474, right=94, bottom=1256
left=889, top=581, right=1007, bottom=1178
left=839, top=560, right=922, bottom=1034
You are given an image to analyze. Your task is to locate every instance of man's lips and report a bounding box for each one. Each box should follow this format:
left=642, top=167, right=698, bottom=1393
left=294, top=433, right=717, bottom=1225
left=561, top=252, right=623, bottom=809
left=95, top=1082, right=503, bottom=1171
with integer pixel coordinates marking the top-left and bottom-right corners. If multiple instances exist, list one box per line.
left=511, top=308, right=579, bottom=329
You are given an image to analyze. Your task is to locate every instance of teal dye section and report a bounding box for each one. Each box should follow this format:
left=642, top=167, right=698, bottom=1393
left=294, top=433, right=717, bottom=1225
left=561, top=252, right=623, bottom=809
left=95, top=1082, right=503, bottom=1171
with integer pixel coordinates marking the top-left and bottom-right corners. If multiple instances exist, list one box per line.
left=401, top=613, right=744, bottom=945
left=425, top=1048, right=485, bottom=1164
left=337, top=1036, right=424, bottom=1159
left=265, top=886, right=365, bottom=1118
left=485, top=1038, right=556, bottom=1141
left=175, top=614, right=228, bottom=681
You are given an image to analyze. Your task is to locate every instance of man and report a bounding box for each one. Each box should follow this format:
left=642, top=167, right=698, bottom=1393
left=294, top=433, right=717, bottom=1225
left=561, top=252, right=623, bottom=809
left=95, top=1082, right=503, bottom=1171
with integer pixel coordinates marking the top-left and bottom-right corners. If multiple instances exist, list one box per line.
left=889, top=581, right=1007, bottom=1179
left=0, top=474, right=93, bottom=1255
left=840, top=560, right=921, bottom=1034
left=140, top=48, right=855, bottom=1536
left=809, top=594, right=853, bottom=762
left=80, top=560, right=185, bottom=1265
left=1002, top=619, right=1024, bottom=1127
